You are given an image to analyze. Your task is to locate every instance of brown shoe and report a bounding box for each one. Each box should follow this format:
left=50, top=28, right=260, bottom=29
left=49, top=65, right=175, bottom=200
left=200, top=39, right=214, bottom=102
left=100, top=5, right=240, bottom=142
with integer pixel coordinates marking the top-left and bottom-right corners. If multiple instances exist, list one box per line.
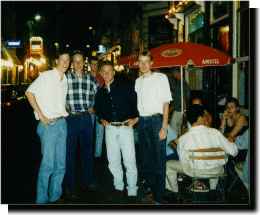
left=128, top=196, right=136, bottom=204
left=109, top=189, right=123, bottom=200
left=140, top=194, right=155, bottom=204
left=49, top=197, right=64, bottom=204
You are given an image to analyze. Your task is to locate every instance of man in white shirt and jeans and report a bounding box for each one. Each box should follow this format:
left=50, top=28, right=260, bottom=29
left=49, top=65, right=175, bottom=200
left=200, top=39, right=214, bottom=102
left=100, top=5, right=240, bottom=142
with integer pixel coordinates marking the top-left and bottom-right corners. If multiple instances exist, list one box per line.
left=135, top=51, right=172, bottom=204
left=25, top=50, right=70, bottom=204
left=166, top=104, right=238, bottom=195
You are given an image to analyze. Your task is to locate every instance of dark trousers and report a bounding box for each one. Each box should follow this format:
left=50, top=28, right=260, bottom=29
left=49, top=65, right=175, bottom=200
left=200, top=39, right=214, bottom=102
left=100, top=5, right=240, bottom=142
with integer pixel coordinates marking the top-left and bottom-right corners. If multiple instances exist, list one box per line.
left=138, top=115, right=166, bottom=203
left=65, top=113, right=95, bottom=188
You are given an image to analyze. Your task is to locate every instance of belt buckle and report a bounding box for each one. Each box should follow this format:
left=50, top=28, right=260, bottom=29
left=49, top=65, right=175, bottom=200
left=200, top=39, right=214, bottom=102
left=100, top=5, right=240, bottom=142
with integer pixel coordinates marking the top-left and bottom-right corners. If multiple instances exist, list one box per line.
left=152, top=113, right=161, bottom=117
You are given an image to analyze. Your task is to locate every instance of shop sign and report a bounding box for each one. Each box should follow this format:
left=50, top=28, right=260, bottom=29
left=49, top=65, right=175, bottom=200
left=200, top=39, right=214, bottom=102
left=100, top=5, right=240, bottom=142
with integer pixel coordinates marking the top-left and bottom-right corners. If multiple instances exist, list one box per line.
left=148, top=15, right=173, bottom=49
left=30, top=37, right=43, bottom=55
left=6, top=40, right=21, bottom=48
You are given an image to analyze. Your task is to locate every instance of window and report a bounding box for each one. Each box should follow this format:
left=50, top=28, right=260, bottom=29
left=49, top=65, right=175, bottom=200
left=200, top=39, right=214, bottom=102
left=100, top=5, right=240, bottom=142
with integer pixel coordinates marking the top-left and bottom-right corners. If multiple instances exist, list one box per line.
left=238, top=62, right=249, bottom=109
left=187, top=8, right=204, bottom=90
left=237, top=5, right=249, bottom=109
left=210, top=1, right=229, bottom=24
left=188, top=8, right=204, bottom=44
left=238, top=7, right=249, bottom=57
left=188, top=9, right=204, bottom=34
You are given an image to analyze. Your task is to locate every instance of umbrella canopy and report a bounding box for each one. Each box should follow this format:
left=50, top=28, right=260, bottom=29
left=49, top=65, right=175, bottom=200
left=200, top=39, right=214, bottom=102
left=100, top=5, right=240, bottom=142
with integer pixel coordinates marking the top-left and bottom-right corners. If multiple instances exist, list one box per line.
left=149, top=41, right=235, bottom=68
left=147, top=42, right=235, bottom=128
left=118, top=53, right=139, bottom=68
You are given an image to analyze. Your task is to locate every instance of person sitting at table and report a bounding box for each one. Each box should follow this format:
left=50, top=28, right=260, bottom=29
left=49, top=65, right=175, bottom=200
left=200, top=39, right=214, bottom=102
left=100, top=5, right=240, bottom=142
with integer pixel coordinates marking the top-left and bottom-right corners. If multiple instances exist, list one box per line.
left=181, top=97, right=212, bottom=135
left=219, top=97, right=249, bottom=164
left=165, top=104, right=238, bottom=197
left=179, top=97, right=213, bottom=189
left=219, top=97, right=248, bottom=142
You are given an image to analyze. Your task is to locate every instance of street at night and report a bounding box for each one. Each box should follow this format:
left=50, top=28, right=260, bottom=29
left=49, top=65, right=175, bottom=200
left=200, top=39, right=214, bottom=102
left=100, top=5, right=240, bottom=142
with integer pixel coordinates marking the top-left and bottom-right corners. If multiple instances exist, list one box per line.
left=1, top=0, right=254, bottom=212
left=1, top=103, right=250, bottom=206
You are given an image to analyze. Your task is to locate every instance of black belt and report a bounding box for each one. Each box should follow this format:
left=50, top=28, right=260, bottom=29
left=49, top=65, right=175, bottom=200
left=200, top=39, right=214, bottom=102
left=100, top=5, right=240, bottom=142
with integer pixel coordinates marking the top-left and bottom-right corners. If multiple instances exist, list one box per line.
left=66, top=109, right=89, bottom=116
left=151, top=113, right=163, bottom=117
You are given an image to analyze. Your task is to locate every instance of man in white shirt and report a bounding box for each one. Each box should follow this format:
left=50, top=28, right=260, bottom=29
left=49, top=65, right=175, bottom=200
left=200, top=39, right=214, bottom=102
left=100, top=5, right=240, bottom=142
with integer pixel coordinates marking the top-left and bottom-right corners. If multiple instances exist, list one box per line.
left=135, top=51, right=172, bottom=204
left=25, top=50, right=70, bottom=204
left=166, top=104, right=238, bottom=194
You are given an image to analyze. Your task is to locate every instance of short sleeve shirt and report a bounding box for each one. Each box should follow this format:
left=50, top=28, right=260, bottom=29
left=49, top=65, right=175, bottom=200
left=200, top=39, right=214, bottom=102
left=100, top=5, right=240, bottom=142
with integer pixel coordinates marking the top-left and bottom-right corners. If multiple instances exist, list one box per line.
left=26, top=68, right=68, bottom=120
left=135, top=73, right=172, bottom=116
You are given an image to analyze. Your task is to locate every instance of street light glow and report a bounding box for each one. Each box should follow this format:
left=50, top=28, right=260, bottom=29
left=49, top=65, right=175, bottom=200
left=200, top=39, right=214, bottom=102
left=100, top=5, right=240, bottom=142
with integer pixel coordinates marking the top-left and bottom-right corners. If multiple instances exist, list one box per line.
left=89, top=26, right=92, bottom=30
left=66, top=45, right=69, bottom=47
left=86, top=45, right=90, bottom=48
left=35, top=15, right=41, bottom=21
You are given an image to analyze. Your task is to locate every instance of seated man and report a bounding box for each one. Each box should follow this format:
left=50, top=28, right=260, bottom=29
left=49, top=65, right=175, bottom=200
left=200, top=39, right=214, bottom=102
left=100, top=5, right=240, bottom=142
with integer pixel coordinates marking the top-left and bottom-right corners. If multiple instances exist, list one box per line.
left=181, top=97, right=212, bottom=135
left=166, top=125, right=179, bottom=161
left=165, top=104, right=238, bottom=195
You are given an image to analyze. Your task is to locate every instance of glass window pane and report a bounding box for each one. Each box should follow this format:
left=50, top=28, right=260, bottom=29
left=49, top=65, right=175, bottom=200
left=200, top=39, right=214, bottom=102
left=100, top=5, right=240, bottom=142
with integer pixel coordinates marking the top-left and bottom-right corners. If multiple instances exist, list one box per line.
left=188, top=9, right=204, bottom=34
left=238, top=61, right=249, bottom=108
left=239, top=8, right=249, bottom=57
left=212, top=1, right=228, bottom=22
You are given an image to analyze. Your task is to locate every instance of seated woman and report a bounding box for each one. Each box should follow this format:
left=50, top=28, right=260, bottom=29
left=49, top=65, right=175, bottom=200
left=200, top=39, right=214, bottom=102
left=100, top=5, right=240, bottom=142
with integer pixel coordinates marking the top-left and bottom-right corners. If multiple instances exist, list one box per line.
left=219, top=97, right=248, bottom=142
left=219, top=97, right=249, bottom=163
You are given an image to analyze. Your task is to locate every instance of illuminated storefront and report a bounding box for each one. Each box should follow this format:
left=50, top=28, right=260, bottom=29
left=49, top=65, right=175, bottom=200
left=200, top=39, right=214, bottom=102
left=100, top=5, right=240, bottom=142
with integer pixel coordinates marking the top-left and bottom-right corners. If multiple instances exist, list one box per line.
left=1, top=41, right=23, bottom=85
left=165, top=1, right=249, bottom=112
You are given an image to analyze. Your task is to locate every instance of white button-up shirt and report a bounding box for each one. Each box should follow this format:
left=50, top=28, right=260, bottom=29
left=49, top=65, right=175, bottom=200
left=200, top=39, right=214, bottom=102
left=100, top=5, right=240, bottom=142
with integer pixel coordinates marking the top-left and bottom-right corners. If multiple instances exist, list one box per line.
left=26, top=68, right=69, bottom=120
left=177, top=125, right=238, bottom=170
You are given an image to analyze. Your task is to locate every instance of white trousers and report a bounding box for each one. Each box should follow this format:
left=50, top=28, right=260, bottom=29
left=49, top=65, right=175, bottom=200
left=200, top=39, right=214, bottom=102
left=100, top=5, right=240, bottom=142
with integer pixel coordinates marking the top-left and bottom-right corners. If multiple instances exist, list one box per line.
left=105, top=125, right=138, bottom=196
left=165, top=160, right=223, bottom=193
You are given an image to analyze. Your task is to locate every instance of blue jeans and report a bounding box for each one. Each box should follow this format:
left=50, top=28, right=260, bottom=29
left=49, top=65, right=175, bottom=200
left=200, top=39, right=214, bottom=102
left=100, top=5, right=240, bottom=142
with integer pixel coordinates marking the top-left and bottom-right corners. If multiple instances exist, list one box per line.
left=138, top=115, right=166, bottom=203
left=166, top=148, right=179, bottom=161
left=65, top=113, right=95, bottom=188
left=91, top=114, right=105, bottom=157
left=36, top=118, right=67, bottom=204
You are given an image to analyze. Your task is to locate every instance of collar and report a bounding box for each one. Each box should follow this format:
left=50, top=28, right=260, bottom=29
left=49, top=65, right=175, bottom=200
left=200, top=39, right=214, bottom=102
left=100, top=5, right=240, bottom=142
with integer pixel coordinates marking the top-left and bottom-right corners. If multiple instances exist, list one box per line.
left=189, top=125, right=207, bottom=131
left=71, top=70, right=87, bottom=79
left=102, top=80, right=117, bottom=91
left=54, top=68, right=67, bottom=82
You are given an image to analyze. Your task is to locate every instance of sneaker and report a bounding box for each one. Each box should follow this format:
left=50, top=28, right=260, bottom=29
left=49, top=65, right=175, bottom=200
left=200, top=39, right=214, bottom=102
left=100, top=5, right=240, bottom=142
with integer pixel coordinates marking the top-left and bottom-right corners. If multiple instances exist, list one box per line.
left=141, top=194, right=155, bottom=204
left=190, top=181, right=210, bottom=192
left=178, top=174, right=185, bottom=181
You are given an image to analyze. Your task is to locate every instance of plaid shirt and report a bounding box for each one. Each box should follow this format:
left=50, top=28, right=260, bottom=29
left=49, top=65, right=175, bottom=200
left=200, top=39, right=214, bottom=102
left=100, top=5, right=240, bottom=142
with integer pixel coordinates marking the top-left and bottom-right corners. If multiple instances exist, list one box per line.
left=66, top=71, right=100, bottom=112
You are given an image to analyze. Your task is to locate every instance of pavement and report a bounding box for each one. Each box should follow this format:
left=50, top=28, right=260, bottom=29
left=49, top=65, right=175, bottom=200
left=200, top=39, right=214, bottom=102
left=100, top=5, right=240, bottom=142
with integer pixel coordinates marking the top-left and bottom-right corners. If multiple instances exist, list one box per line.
left=2, top=105, right=252, bottom=210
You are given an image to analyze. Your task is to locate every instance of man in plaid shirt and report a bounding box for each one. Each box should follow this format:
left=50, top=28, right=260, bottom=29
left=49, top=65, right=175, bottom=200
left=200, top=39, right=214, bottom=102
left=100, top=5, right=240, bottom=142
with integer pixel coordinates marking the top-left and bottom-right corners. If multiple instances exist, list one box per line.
left=65, top=50, right=100, bottom=199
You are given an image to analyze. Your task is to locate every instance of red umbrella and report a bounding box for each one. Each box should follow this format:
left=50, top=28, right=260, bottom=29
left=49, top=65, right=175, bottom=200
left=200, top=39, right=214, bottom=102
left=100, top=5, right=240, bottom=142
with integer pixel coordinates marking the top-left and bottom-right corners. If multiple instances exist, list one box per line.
left=149, top=41, right=235, bottom=68
left=148, top=42, right=235, bottom=125
left=118, top=53, right=139, bottom=68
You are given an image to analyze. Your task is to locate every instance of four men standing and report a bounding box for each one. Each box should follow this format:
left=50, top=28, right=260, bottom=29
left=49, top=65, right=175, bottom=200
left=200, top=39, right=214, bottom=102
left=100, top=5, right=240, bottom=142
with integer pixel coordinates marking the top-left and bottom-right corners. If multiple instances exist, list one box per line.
left=26, top=48, right=236, bottom=204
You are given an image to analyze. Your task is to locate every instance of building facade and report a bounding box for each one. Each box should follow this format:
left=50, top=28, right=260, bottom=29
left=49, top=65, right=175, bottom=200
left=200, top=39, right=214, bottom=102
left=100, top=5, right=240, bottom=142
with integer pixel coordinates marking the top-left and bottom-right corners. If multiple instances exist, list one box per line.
left=116, top=1, right=249, bottom=115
